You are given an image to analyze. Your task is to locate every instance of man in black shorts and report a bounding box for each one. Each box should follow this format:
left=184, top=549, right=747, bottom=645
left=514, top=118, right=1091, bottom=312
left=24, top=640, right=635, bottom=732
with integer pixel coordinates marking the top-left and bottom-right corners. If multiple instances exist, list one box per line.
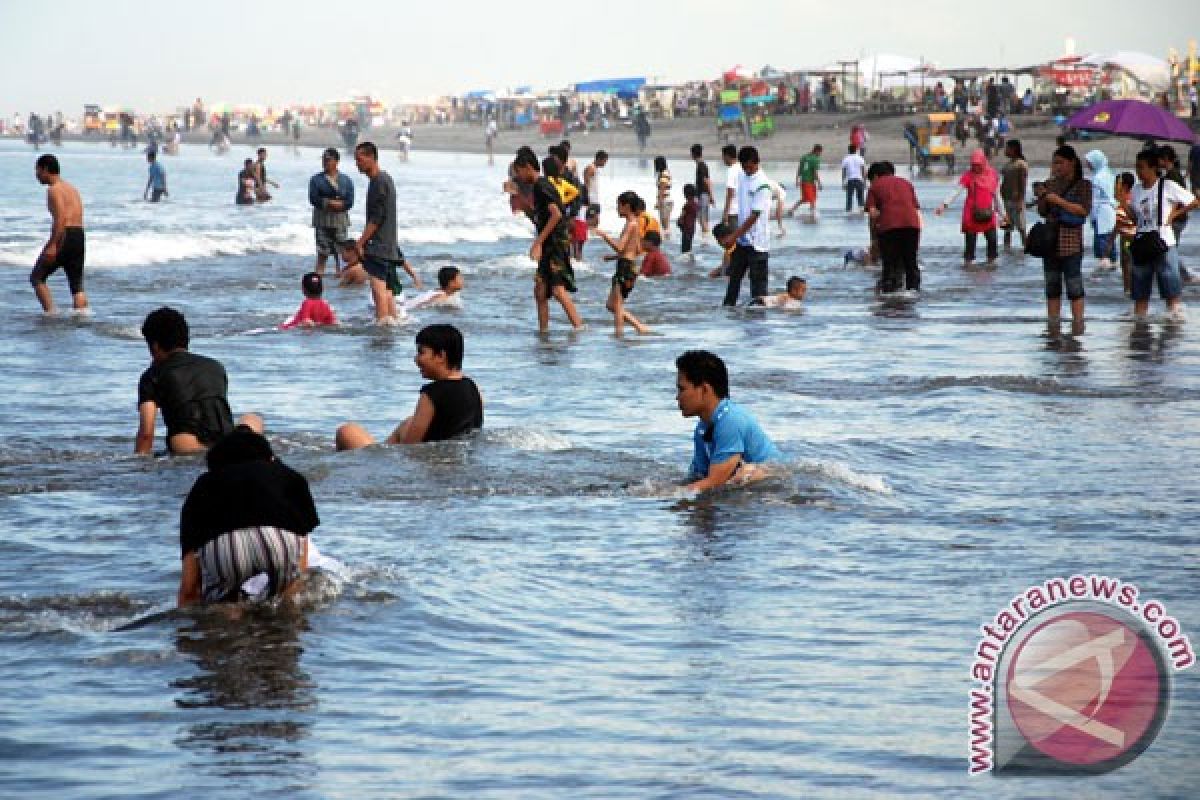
left=31, top=154, right=89, bottom=313
left=135, top=307, right=261, bottom=455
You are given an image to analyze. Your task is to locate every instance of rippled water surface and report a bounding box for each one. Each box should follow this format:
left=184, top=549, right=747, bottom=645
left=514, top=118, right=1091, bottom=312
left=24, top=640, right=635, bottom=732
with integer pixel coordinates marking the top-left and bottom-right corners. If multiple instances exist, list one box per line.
left=1, top=139, right=1198, bottom=798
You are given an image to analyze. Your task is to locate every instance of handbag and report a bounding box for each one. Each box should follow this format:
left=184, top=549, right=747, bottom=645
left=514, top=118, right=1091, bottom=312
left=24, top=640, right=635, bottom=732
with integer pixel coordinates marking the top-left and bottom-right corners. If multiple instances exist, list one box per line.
left=1130, top=179, right=1169, bottom=266
left=970, top=178, right=995, bottom=224
left=1025, top=220, right=1056, bottom=257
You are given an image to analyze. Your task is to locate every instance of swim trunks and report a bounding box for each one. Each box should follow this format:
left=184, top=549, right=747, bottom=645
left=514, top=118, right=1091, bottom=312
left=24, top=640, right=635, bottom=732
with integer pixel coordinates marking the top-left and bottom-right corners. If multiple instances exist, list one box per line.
left=536, top=236, right=576, bottom=292
left=198, top=526, right=304, bottom=602
left=30, top=226, right=85, bottom=294
left=613, top=257, right=638, bottom=299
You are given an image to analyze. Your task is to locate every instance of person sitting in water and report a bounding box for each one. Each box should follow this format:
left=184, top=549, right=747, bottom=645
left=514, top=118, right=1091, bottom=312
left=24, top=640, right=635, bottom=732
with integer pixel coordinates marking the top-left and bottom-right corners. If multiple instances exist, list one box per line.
left=675, top=349, right=781, bottom=492
left=281, top=272, right=338, bottom=329
left=638, top=230, right=671, bottom=277
left=177, top=426, right=319, bottom=606
left=757, top=276, right=807, bottom=308
left=405, top=266, right=465, bottom=311
left=335, top=324, right=483, bottom=449
left=136, top=307, right=263, bottom=455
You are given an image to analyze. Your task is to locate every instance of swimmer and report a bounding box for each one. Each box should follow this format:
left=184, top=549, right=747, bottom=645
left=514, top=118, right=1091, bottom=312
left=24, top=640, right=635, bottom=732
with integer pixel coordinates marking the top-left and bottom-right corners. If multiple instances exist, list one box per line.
left=281, top=272, right=338, bottom=329
left=136, top=307, right=263, bottom=455
left=336, top=324, right=484, bottom=448
left=675, top=350, right=782, bottom=492
left=405, top=266, right=465, bottom=311
left=178, top=426, right=319, bottom=606
left=757, top=276, right=807, bottom=308
left=30, top=154, right=89, bottom=313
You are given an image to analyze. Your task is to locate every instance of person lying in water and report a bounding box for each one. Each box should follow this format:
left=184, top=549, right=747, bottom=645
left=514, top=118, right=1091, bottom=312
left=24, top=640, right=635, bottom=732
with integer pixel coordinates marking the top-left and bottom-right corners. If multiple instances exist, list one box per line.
left=178, top=426, right=320, bottom=606
left=335, top=324, right=483, bottom=449
left=675, top=349, right=781, bottom=492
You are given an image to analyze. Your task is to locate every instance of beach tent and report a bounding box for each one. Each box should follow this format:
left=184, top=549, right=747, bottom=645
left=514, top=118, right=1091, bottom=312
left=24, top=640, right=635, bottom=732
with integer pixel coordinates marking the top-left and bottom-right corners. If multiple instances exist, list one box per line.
left=573, top=78, right=646, bottom=100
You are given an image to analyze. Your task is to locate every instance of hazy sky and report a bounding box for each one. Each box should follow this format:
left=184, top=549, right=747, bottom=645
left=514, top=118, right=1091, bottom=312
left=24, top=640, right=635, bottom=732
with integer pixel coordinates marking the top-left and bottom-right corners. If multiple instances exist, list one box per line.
left=2, top=0, right=1196, bottom=116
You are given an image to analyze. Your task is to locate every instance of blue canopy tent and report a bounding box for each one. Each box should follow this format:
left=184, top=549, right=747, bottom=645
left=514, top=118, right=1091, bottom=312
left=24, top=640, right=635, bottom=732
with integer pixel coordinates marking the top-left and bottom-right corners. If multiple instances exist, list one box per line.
left=573, top=77, right=646, bottom=100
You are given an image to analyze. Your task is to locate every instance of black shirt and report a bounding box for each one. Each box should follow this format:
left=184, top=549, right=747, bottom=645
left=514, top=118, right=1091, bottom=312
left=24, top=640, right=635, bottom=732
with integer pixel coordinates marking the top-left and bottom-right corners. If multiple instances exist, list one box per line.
left=533, top=177, right=566, bottom=237
left=138, top=350, right=234, bottom=447
left=179, top=459, right=320, bottom=556
left=695, top=160, right=711, bottom=196
left=419, top=377, right=483, bottom=442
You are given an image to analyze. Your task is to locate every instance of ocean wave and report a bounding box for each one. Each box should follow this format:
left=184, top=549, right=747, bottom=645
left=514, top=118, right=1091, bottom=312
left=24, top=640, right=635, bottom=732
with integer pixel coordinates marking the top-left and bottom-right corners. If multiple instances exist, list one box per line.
left=796, top=459, right=893, bottom=495
left=0, top=220, right=531, bottom=268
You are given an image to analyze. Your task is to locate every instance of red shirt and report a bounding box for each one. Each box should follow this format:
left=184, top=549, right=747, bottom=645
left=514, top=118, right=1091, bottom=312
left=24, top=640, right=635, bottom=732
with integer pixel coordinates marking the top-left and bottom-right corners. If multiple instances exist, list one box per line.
left=640, top=250, right=671, bottom=277
left=281, top=297, right=337, bottom=328
left=864, top=175, right=922, bottom=232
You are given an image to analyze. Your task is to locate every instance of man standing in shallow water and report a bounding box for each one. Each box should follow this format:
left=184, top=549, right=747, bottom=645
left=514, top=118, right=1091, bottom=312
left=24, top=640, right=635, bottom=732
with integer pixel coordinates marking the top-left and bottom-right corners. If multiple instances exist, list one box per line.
left=30, top=154, right=88, bottom=313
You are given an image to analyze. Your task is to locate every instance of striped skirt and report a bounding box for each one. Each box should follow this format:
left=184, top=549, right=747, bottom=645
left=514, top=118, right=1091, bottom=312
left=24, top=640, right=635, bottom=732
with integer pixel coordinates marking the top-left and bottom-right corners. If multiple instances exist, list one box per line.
left=198, top=526, right=304, bottom=602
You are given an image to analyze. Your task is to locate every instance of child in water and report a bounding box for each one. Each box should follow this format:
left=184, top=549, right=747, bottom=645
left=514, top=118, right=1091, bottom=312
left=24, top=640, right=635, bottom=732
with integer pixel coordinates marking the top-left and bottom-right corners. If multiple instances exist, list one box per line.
left=281, top=272, right=337, bottom=328
left=758, top=276, right=808, bottom=308
left=639, top=231, right=671, bottom=277
left=406, top=266, right=466, bottom=311
left=596, top=190, right=651, bottom=336
left=707, top=222, right=736, bottom=278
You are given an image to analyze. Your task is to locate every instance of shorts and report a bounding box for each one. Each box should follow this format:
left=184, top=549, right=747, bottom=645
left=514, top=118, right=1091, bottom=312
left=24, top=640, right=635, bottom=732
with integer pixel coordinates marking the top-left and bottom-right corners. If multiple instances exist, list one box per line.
left=197, top=526, right=304, bottom=602
left=362, top=253, right=406, bottom=294
left=30, top=226, right=85, bottom=294
left=571, top=218, right=588, bottom=244
left=613, top=258, right=637, bottom=299
left=1131, top=247, right=1183, bottom=303
left=1043, top=252, right=1085, bottom=301
left=801, top=182, right=818, bottom=204
left=536, top=235, right=576, bottom=292
left=315, top=225, right=348, bottom=257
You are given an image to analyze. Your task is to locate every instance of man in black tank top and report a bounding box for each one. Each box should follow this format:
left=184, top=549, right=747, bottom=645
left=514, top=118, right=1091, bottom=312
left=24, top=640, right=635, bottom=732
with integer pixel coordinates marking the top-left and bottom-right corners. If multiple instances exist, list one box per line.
left=336, top=324, right=483, bottom=450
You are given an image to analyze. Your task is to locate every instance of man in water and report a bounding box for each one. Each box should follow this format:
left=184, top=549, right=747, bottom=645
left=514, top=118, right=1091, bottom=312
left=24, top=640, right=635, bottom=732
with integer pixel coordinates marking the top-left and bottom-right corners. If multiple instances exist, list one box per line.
left=719, top=146, right=772, bottom=305
left=30, top=154, right=89, bottom=313
left=135, top=307, right=262, bottom=455
left=353, top=141, right=419, bottom=323
left=144, top=150, right=168, bottom=202
left=254, top=147, right=279, bottom=202
left=308, top=147, right=354, bottom=275
left=178, top=426, right=319, bottom=606
left=675, top=350, right=780, bottom=492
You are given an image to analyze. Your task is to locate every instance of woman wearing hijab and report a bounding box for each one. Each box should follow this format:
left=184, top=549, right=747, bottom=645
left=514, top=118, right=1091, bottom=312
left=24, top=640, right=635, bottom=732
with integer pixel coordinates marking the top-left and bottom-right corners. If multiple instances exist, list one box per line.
left=1085, top=149, right=1118, bottom=269
left=1034, top=145, right=1093, bottom=325
left=936, top=149, right=1005, bottom=266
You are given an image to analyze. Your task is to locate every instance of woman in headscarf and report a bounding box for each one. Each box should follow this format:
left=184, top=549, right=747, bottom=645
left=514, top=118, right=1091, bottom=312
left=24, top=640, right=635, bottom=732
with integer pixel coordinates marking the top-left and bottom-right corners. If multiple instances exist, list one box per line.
left=1085, top=149, right=1117, bottom=269
left=936, top=149, right=1005, bottom=266
left=1034, top=145, right=1093, bottom=325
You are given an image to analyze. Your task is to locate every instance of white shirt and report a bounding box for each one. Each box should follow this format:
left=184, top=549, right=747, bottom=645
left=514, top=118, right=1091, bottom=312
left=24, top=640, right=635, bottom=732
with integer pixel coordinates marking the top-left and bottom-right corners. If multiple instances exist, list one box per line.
left=1131, top=179, right=1194, bottom=248
left=841, top=154, right=866, bottom=182
left=736, top=168, right=773, bottom=252
left=726, top=162, right=743, bottom=215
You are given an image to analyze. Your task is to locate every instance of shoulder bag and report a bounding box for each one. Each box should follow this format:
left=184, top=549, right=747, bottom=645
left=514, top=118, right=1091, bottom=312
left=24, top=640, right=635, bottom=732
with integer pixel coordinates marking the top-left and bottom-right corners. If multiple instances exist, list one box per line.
left=1130, top=180, right=1170, bottom=266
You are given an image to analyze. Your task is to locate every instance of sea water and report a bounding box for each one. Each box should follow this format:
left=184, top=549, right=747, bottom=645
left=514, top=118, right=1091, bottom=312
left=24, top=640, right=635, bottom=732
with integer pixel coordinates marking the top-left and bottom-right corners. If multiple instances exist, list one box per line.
left=0, top=139, right=1198, bottom=798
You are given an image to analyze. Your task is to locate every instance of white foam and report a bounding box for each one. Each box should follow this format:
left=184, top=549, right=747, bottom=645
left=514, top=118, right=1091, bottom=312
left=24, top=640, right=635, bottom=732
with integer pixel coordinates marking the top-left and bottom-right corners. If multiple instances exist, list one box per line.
left=801, top=460, right=892, bottom=495
left=487, top=428, right=573, bottom=452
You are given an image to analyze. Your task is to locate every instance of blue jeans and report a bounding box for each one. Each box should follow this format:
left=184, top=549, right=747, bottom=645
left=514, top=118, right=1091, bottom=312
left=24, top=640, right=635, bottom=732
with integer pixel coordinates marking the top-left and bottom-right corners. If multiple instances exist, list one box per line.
left=1131, top=246, right=1182, bottom=303
left=1092, top=220, right=1116, bottom=261
left=845, top=179, right=864, bottom=211
left=1043, top=252, right=1084, bottom=300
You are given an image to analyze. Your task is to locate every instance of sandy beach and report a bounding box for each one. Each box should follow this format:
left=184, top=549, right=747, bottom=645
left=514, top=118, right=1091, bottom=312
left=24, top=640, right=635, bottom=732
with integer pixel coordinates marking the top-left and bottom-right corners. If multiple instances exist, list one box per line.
left=56, top=110, right=1179, bottom=172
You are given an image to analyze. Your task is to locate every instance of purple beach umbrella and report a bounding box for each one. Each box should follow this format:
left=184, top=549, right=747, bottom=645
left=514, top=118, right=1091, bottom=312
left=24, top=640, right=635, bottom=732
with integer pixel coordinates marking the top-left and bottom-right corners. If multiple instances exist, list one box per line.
left=1065, top=99, right=1196, bottom=144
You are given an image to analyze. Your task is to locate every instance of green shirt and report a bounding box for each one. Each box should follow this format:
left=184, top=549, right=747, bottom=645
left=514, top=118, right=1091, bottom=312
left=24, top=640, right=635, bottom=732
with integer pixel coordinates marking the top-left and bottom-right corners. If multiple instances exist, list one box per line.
left=797, top=153, right=821, bottom=184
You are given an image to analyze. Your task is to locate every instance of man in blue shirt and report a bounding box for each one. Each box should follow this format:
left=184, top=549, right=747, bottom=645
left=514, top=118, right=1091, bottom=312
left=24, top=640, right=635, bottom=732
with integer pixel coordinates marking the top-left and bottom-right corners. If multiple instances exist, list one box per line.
left=144, top=151, right=167, bottom=202
left=675, top=350, right=781, bottom=492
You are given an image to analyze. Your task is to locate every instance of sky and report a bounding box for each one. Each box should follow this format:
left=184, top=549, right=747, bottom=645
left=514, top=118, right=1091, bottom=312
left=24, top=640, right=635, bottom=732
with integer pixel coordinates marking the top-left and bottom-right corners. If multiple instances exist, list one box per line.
left=1, top=0, right=1196, bottom=117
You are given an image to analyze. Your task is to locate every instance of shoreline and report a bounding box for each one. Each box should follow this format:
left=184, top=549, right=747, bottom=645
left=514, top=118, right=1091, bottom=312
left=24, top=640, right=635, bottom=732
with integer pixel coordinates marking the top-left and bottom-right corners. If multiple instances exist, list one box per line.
left=35, top=112, right=1167, bottom=170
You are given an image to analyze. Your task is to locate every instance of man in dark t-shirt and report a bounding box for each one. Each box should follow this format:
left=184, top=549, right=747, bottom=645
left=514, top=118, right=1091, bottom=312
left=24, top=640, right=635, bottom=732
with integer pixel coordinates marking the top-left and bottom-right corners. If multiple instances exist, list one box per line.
left=336, top=324, right=483, bottom=449
left=692, top=144, right=714, bottom=234
left=135, top=307, right=259, bottom=455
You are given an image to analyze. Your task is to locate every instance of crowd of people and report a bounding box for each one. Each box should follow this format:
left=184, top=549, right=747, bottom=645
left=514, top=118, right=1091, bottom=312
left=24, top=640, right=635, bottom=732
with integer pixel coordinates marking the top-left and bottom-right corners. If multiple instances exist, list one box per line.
left=20, top=121, right=1200, bottom=610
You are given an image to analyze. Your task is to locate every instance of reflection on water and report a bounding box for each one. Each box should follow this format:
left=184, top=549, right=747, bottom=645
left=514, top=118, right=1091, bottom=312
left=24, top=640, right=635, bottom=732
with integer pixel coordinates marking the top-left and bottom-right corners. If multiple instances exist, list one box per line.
left=172, top=608, right=316, bottom=782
